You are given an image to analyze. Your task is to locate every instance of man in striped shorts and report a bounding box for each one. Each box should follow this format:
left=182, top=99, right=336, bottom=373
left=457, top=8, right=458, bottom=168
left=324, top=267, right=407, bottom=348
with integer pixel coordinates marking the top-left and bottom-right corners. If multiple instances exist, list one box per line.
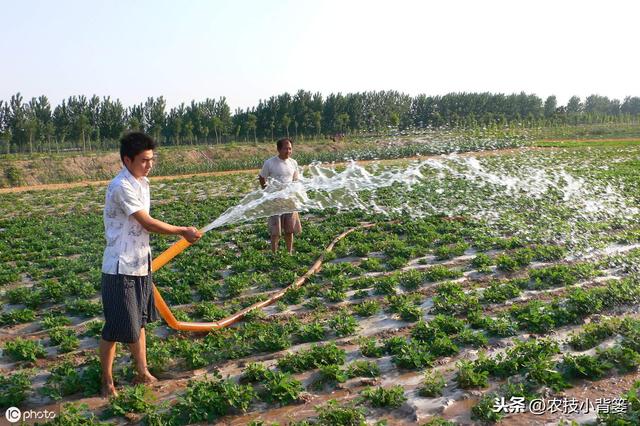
left=258, top=138, right=303, bottom=254
left=100, top=132, right=201, bottom=398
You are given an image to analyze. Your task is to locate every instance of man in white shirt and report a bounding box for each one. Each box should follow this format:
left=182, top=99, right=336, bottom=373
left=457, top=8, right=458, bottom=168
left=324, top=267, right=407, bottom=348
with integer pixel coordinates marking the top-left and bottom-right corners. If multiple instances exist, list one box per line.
left=259, top=138, right=302, bottom=254
left=100, top=132, right=201, bottom=398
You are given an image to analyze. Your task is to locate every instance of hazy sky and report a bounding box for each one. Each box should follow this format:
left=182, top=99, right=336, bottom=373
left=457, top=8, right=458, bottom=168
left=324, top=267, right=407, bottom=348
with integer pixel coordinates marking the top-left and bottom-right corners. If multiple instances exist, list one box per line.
left=2, top=0, right=638, bottom=110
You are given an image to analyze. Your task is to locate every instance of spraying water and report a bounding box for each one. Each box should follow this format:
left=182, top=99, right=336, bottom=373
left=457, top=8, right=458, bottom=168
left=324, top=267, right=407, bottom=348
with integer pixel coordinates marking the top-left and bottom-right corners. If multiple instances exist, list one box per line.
left=200, top=153, right=639, bottom=254
left=201, top=160, right=426, bottom=232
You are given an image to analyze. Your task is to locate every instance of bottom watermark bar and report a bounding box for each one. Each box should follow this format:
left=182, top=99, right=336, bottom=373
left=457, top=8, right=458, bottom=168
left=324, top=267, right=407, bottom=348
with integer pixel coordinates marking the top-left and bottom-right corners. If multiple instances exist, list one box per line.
left=493, top=396, right=629, bottom=416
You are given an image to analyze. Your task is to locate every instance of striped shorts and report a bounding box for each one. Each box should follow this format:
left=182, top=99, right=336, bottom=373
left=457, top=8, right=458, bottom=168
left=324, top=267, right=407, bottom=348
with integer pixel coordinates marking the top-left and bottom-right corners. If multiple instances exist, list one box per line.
left=101, top=272, right=160, bottom=343
left=268, top=212, right=302, bottom=237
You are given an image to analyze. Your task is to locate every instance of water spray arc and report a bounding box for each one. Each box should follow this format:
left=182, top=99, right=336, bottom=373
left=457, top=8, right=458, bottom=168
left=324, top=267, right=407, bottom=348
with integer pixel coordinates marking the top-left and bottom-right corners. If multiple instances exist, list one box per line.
left=148, top=160, right=430, bottom=331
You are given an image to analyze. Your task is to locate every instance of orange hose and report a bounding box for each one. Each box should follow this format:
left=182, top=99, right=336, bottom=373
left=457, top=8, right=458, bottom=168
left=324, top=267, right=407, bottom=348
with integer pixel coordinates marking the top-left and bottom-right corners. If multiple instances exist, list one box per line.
left=150, top=223, right=374, bottom=332
left=151, top=237, right=192, bottom=273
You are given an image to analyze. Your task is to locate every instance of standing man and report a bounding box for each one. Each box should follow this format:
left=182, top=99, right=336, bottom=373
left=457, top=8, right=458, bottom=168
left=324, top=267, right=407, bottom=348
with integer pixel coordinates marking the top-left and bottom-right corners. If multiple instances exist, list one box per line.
left=100, top=132, right=201, bottom=397
left=259, top=138, right=302, bottom=254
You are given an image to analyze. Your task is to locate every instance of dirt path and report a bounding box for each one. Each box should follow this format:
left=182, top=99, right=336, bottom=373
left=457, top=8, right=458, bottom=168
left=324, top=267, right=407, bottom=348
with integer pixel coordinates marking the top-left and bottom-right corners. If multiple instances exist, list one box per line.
left=0, top=168, right=259, bottom=194
left=0, top=147, right=546, bottom=194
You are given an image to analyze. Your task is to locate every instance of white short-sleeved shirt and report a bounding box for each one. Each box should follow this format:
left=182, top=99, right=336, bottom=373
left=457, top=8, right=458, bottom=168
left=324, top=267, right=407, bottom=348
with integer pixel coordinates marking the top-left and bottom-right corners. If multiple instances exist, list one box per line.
left=259, top=156, right=300, bottom=184
left=101, top=167, right=151, bottom=276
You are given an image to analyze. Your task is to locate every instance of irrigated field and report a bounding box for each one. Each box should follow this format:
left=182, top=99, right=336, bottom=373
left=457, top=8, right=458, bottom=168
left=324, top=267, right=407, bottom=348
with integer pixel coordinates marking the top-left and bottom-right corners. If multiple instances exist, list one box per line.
left=1, top=140, right=640, bottom=425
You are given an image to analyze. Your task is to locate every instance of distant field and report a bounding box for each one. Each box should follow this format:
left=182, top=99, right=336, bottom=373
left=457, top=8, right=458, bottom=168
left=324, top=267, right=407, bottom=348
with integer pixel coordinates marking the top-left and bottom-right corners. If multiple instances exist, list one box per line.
left=536, top=139, right=640, bottom=148
left=3, top=124, right=640, bottom=189
left=0, top=131, right=528, bottom=188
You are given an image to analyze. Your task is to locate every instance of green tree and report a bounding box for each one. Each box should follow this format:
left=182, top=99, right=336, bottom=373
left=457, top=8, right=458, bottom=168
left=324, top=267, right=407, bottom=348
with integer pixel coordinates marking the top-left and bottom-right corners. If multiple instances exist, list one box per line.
left=312, top=111, right=322, bottom=136
left=247, top=113, right=257, bottom=142
left=183, top=120, right=194, bottom=144
left=8, top=93, right=27, bottom=152
left=127, top=103, right=144, bottom=132
left=98, top=97, right=125, bottom=146
left=0, top=101, right=11, bottom=154
left=336, top=113, right=350, bottom=133
left=143, top=96, right=166, bottom=143
left=566, top=96, right=583, bottom=114
left=281, top=113, right=291, bottom=138
left=621, top=97, right=640, bottom=116
left=67, top=95, right=91, bottom=151
left=53, top=101, right=70, bottom=152
left=24, top=105, right=38, bottom=154
left=166, top=104, right=185, bottom=145
left=216, top=97, right=232, bottom=139
left=199, top=123, right=209, bottom=144
left=544, top=95, right=557, bottom=118
left=44, top=121, right=55, bottom=153
left=77, top=114, right=90, bottom=152
left=210, top=116, right=222, bottom=144
left=390, top=112, right=400, bottom=128
left=87, top=95, right=100, bottom=150
left=585, top=95, right=612, bottom=115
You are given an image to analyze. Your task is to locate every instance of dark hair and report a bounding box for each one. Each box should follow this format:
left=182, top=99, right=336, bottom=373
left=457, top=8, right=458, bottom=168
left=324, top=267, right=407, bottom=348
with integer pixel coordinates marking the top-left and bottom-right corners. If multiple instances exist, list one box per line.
left=120, top=132, right=157, bottom=162
left=276, top=138, right=293, bottom=150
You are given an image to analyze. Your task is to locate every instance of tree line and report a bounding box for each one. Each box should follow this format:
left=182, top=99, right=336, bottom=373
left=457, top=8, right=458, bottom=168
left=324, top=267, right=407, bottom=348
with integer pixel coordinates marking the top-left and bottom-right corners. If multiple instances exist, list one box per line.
left=0, top=91, right=639, bottom=154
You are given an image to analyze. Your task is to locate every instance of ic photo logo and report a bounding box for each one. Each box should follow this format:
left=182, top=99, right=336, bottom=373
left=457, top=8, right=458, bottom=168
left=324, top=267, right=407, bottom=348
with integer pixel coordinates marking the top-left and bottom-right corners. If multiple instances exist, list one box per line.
left=5, top=407, right=21, bottom=423
left=4, top=407, right=56, bottom=423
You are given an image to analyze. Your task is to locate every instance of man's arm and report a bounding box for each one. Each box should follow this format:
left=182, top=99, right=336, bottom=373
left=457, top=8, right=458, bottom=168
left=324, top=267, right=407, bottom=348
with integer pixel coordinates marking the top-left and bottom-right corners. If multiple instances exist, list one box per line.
left=131, top=210, right=201, bottom=243
left=259, top=159, right=270, bottom=189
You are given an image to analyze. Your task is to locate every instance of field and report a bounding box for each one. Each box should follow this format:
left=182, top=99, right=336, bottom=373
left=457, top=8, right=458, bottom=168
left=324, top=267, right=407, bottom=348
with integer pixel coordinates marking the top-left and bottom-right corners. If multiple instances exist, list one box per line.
left=1, top=138, right=640, bottom=425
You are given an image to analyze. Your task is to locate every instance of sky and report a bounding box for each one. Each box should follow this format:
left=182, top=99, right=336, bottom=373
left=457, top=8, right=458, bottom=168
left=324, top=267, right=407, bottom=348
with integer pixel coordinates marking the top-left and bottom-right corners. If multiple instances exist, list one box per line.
left=1, top=0, right=639, bottom=111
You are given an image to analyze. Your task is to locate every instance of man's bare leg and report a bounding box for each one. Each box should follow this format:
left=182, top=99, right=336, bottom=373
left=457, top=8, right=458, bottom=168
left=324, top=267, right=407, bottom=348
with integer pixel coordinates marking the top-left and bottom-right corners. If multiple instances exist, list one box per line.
left=129, top=327, right=157, bottom=384
left=284, top=233, right=294, bottom=254
left=99, top=338, right=118, bottom=398
left=271, top=234, right=280, bottom=253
